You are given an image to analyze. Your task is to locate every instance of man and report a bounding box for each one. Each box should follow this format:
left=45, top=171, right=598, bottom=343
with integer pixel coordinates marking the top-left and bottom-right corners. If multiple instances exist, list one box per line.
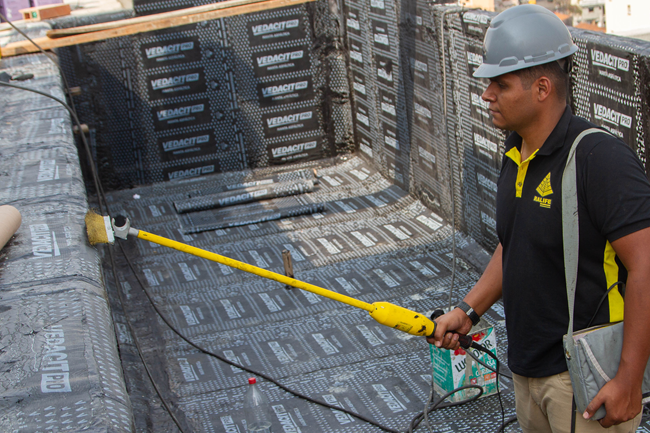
left=428, top=5, right=650, bottom=432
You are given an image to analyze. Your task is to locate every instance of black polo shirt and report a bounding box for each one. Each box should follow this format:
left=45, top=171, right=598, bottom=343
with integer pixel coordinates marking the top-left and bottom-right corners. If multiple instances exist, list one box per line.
left=497, top=106, right=650, bottom=378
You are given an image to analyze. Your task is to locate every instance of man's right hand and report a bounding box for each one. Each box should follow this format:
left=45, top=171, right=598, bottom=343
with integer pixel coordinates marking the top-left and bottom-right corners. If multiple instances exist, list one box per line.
left=426, top=307, right=473, bottom=350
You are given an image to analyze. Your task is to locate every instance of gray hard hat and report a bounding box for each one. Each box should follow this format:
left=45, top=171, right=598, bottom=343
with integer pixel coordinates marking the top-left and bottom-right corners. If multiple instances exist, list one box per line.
left=473, top=4, right=578, bottom=78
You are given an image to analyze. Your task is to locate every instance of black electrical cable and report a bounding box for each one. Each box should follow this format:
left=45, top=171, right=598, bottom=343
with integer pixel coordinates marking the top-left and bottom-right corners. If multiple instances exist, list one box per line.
left=408, top=385, right=484, bottom=433
left=0, top=81, right=105, bottom=214
left=587, top=281, right=625, bottom=328
left=465, top=344, right=512, bottom=380
left=116, top=241, right=404, bottom=433
left=497, top=416, right=518, bottom=433
left=467, top=341, right=506, bottom=430
left=0, top=11, right=80, bottom=115
left=107, top=245, right=189, bottom=433
left=0, top=12, right=105, bottom=212
left=0, top=66, right=188, bottom=432
left=0, top=40, right=405, bottom=433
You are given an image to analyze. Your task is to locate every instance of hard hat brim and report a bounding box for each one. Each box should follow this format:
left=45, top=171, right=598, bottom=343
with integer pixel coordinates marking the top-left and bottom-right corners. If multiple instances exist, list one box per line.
left=472, top=45, right=578, bottom=79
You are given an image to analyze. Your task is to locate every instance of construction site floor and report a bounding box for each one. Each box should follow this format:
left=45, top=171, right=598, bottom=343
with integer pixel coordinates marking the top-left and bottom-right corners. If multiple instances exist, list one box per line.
left=101, top=155, right=518, bottom=432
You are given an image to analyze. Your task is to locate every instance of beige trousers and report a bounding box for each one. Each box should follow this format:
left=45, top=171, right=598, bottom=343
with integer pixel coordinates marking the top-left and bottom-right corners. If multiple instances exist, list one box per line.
left=513, top=372, right=642, bottom=433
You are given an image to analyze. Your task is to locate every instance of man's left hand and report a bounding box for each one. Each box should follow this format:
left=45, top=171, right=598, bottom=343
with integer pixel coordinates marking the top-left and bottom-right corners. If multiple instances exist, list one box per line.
left=583, top=375, right=642, bottom=427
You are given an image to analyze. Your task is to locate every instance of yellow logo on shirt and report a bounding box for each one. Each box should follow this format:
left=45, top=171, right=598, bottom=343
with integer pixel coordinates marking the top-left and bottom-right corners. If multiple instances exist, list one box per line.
left=536, top=173, right=553, bottom=196
left=534, top=173, right=553, bottom=208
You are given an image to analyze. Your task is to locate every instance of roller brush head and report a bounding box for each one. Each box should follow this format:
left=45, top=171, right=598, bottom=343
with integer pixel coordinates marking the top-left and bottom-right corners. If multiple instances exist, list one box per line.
left=85, top=210, right=115, bottom=245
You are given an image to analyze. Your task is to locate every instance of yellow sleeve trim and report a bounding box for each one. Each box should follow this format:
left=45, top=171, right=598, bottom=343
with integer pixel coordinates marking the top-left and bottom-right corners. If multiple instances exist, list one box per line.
left=603, top=241, right=624, bottom=322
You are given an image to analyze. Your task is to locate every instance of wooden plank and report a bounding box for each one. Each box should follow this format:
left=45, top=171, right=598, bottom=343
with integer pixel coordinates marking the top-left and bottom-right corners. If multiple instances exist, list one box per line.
left=47, top=0, right=271, bottom=37
left=0, top=0, right=314, bottom=58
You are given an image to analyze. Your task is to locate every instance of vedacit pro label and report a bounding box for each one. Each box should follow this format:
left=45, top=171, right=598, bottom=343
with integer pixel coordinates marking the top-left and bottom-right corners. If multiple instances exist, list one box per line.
left=268, top=137, right=321, bottom=164
left=252, top=46, right=311, bottom=78
left=163, top=159, right=220, bottom=181
left=257, top=77, right=314, bottom=107
left=147, top=67, right=206, bottom=100
left=140, top=37, right=201, bottom=69
left=248, top=15, right=306, bottom=46
left=262, top=108, right=319, bottom=138
left=153, top=99, right=212, bottom=130
left=157, top=131, right=217, bottom=162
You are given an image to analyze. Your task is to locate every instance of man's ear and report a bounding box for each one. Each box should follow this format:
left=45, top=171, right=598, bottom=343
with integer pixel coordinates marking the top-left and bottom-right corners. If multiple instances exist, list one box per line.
left=536, top=76, right=553, bottom=102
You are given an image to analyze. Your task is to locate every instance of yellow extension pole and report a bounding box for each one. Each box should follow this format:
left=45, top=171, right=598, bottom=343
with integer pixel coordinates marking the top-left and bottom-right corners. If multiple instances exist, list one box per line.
left=136, top=230, right=375, bottom=312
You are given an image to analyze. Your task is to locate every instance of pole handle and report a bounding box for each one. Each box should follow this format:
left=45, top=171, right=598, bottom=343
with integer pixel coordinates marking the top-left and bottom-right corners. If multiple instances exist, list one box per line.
left=430, top=309, right=473, bottom=349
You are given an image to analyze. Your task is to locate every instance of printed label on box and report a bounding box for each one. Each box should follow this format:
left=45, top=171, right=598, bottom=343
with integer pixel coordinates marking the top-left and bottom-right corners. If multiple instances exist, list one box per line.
left=163, top=159, right=220, bottom=181
left=376, top=55, right=394, bottom=86
left=357, top=129, right=373, bottom=157
left=355, top=101, right=371, bottom=129
left=346, top=7, right=362, bottom=36
left=158, top=131, right=217, bottom=162
left=352, top=72, right=368, bottom=100
left=262, top=108, right=319, bottom=138
left=372, top=20, right=391, bottom=52
left=590, top=94, right=635, bottom=145
left=350, top=40, right=364, bottom=66
left=410, top=53, right=430, bottom=90
left=147, top=67, right=206, bottom=100
left=416, top=136, right=438, bottom=179
left=461, top=11, right=491, bottom=38
left=257, top=76, right=314, bottom=107
left=413, top=96, right=433, bottom=133
left=140, top=37, right=201, bottom=69
left=433, top=323, right=498, bottom=402
left=252, top=45, right=311, bottom=77
left=382, top=122, right=399, bottom=152
left=153, top=98, right=212, bottom=130
left=587, top=43, right=634, bottom=93
left=248, top=15, right=306, bottom=46
left=379, top=89, right=397, bottom=121
left=267, top=136, right=322, bottom=165
left=370, top=0, right=386, bottom=16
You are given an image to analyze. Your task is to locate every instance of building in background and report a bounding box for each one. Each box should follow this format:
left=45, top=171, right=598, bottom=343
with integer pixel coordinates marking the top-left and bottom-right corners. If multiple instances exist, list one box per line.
left=577, top=0, right=605, bottom=28
left=459, top=0, right=649, bottom=41
left=605, top=0, right=650, bottom=41
left=457, top=0, right=517, bottom=13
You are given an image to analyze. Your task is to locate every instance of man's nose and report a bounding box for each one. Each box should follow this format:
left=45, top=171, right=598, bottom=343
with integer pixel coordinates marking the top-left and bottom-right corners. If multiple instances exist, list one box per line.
left=482, top=83, right=496, bottom=102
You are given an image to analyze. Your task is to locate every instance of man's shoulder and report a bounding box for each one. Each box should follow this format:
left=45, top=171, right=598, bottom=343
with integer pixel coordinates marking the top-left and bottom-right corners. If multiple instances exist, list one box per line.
left=568, top=115, right=645, bottom=177
left=569, top=114, right=629, bottom=153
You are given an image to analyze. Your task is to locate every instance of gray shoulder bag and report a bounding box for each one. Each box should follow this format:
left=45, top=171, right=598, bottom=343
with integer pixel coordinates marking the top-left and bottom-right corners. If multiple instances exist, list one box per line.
left=562, top=128, right=650, bottom=421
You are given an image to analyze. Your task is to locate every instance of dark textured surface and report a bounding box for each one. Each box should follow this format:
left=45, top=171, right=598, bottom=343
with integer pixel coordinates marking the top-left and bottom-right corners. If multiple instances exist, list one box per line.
left=4, top=2, right=650, bottom=432
left=0, top=52, right=132, bottom=432
left=101, top=156, right=515, bottom=432
left=54, top=0, right=354, bottom=191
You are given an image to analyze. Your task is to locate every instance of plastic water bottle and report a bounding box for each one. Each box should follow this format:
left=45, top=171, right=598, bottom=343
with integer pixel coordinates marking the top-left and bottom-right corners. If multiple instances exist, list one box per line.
left=244, top=377, right=272, bottom=432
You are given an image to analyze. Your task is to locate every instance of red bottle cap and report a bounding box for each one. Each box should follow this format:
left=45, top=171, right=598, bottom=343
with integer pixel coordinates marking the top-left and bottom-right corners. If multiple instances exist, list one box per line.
left=248, top=377, right=256, bottom=385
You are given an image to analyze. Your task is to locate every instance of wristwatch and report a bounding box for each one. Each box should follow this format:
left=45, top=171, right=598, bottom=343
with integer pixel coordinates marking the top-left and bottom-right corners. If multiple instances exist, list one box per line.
left=455, top=301, right=481, bottom=326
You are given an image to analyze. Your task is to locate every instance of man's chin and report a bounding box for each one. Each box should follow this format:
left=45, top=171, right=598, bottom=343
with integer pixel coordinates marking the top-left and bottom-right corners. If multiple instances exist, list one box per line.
left=490, top=117, right=506, bottom=130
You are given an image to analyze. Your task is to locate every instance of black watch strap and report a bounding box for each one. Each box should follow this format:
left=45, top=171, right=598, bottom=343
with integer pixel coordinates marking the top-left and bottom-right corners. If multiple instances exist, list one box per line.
left=456, top=301, right=481, bottom=326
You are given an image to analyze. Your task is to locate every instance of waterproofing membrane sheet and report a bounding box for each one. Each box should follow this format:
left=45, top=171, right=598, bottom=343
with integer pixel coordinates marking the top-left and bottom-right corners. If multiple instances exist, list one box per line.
left=99, top=155, right=525, bottom=432
left=102, top=155, right=650, bottom=433
left=55, top=0, right=353, bottom=190
left=339, top=1, right=650, bottom=255
left=0, top=49, right=133, bottom=431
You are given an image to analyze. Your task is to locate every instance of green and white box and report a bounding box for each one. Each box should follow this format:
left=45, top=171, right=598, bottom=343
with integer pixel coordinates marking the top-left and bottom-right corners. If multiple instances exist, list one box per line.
left=431, top=318, right=499, bottom=402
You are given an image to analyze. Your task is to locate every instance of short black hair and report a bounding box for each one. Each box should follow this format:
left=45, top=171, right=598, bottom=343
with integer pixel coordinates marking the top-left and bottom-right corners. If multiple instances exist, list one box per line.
left=513, top=60, right=569, bottom=102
